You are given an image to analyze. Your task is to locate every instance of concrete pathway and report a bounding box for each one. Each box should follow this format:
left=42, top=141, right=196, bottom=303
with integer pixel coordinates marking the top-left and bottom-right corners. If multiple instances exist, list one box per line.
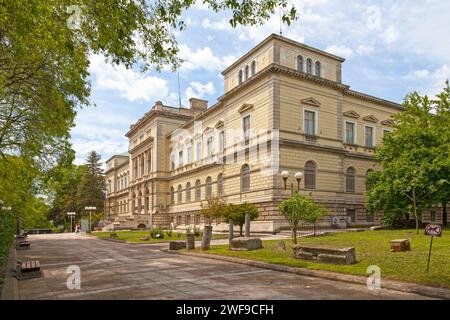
left=15, top=234, right=433, bottom=300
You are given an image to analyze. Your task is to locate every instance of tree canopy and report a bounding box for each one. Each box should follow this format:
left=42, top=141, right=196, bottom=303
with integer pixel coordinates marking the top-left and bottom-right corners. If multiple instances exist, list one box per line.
left=367, top=82, right=450, bottom=229
left=223, top=202, right=259, bottom=235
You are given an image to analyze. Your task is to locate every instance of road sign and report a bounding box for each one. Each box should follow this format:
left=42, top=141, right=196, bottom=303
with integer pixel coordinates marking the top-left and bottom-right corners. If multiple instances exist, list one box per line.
left=425, top=224, right=442, bottom=237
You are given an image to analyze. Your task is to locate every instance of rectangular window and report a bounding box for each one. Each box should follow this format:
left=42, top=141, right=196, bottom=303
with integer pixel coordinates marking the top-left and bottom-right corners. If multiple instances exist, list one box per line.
left=345, top=122, right=355, bottom=144
left=219, top=131, right=224, bottom=152
left=365, top=126, right=374, bottom=147
left=178, top=150, right=183, bottom=168
left=304, top=110, right=316, bottom=135
left=196, top=141, right=202, bottom=161
left=187, top=145, right=192, bottom=163
left=206, top=136, right=214, bottom=156
left=346, top=209, right=356, bottom=223
left=242, top=115, right=251, bottom=145
left=170, top=154, right=175, bottom=170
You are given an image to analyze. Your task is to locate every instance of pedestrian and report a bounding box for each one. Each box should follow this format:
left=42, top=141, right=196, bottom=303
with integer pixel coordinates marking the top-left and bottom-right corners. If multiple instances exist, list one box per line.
left=75, top=224, right=80, bottom=235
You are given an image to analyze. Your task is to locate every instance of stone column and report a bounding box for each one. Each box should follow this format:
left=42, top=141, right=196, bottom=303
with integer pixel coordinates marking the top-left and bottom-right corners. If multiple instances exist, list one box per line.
left=187, top=233, right=195, bottom=250
left=244, top=212, right=250, bottom=237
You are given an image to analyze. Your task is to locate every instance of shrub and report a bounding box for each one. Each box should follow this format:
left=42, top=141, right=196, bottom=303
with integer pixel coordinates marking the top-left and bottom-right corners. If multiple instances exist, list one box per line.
left=150, top=227, right=164, bottom=239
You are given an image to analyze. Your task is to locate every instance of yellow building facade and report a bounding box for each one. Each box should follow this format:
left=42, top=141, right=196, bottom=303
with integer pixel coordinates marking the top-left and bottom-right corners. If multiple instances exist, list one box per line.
left=104, top=34, right=431, bottom=232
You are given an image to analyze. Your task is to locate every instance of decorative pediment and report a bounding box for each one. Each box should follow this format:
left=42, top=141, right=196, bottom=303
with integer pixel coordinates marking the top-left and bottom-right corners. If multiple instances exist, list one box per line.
left=301, top=97, right=321, bottom=107
left=363, top=115, right=379, bottom=123
left=238, top=103, right=254, bottom=114
left=215, top=120, right=224, bottom=128
left=343, top=110, right=360, bottom=119
left=381, top=119, right=395, bottom=126
left=202, top=126, right=214, bottom=134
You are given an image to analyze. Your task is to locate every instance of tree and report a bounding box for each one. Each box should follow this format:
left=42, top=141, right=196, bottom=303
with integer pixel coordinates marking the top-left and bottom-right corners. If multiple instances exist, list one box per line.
left=279, top=192, right=327, bottom=244
left=223, top=202, right=259, bottom=236
left=0, top=1, right=298, bottom=167
left=199, top=196, right=227, bottom=250
left=77, top=151, right=106, bottom=224
left=367, top=83, right=450, bottom=231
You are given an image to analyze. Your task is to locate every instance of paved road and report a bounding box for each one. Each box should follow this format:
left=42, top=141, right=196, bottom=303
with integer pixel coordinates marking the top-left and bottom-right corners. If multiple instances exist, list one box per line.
left=16, top=234, right=432, bottom=300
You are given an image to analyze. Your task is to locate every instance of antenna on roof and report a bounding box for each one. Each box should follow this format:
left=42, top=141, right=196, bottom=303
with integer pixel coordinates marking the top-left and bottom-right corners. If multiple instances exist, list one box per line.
left=177, top=72, right=182, bottom=109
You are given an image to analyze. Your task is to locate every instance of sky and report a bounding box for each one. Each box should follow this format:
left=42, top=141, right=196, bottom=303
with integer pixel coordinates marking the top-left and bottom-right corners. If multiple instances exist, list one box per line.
left=71, top=0, right=450, bottom=165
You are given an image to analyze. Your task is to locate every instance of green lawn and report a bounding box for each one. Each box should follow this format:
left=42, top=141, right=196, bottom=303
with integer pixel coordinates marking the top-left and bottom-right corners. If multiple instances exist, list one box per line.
left=198, top=229, right=450, bottom=288
left=92, top=230, right=227, bottom=243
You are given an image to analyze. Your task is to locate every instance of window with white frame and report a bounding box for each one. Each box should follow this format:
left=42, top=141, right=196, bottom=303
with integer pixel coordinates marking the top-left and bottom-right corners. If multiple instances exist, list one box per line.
left=218, top=130, right=224, bottom=152
left=195, top=140, right=202, bottom=161
left=365, top=126, right=375, bottom=147
left=170, top=154, right=175, bottom=170
left=178, top=150, right=183, bottom=168
left=187, top=145, right=192, bottom=163
left=382, top=129, right=392, bottom=139
left=242, top=114, right=251, bottom=146
left=304, top=109, right=317, bottom=135
left=206, top=136, right=214, bottom=156
left=345, top=121, right=355, bottom=144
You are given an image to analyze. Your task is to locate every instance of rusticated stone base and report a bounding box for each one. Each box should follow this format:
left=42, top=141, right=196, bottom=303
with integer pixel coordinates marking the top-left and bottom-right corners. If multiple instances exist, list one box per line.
left=169, top=241, right=187, bottom=250
left=230, top=237, right=263, bottom=251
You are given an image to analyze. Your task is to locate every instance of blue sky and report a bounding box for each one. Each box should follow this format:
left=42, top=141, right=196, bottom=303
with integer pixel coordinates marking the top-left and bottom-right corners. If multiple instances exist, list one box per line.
left=71, top=0, right=450, bottom=165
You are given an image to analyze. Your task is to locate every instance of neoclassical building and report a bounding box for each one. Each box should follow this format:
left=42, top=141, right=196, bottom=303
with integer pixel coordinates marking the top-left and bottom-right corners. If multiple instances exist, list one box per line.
left=104, top=34, right=440, bottom=231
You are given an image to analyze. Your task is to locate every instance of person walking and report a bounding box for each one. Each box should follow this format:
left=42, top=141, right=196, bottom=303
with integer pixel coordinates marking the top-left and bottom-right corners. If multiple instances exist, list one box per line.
left=75, top=224, right=80, bottom=235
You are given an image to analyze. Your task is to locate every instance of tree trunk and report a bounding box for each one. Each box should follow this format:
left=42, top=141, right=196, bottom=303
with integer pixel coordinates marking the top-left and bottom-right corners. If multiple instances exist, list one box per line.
left=239, top=225, right=243, bottom=236
left=292, top=228, right=297, bottom=245
left=201, top=225, right=213, bottom=250
left=443, top=200, right=448, bottom=226
left=413, top=187, right=419, bottom=235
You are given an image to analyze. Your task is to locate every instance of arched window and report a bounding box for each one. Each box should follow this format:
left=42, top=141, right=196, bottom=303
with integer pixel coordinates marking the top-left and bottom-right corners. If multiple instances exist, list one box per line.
left=244, top=65, right=249, bottom=81
left=241, top=164, right=250, bottom=192
left=315, top=61, right=321, bottom=77
left=251, top=60, right=256, bottom=76
left=238, top=70, right=243, bottom=84
left=297, top=55, right=303, bottom=72
left=186, top=182, right=191, bottom=203
left=346, top=167, right=356, bottom=193
left=177, top=185, right=182, bottom=204
left=366, top=169, right=374, bottom=191
left=195, top=179, right=201, bottom=201
left=306, top=58, right=313, bottom=74
left=217, top=173, right=223, bottom=197
left=305, top=161, right=317, bottom=189
left=170, top=187, right=175, bottom=204
left=205, top=176, right=212, bottom=199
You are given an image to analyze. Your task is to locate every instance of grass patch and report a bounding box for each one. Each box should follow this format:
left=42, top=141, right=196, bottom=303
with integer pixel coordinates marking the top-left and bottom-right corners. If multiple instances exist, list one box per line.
left=198, top=229, right=450, bottom=288
left=91, top=230, right=227, bottom=243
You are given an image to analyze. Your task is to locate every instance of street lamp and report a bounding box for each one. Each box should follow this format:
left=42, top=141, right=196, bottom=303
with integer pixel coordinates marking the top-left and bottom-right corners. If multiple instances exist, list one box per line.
left=281, top=171, right=290, bottom=190
left=67, top=212, right=76, bottom=232
left=295, top=172, right=303, bottom=191
left=85, top=206, right=96, bottom=232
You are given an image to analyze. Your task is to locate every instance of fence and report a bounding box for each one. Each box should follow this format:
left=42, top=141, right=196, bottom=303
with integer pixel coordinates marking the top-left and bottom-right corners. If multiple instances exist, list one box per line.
left=297, top=221, right=330, bottom=237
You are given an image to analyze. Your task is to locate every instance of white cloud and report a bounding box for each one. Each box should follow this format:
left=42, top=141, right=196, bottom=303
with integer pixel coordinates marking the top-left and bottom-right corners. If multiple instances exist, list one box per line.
left=178, top=44, right=236, bottom=72
left=325, top=45, right=354, bottom=59
left=89, top=54, right=169, bottom=102
left=185, top=81, right=216, bottom=99
left=356, top=44, right=375, bottom=56
left=404, top=65, right=450, bottom=97
left=201, top=18, right=230, bottom=31
left=383, top=25, right=400, bottom=44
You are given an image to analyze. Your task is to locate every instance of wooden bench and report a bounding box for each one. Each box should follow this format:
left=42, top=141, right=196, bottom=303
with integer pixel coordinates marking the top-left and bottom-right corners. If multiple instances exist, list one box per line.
left=16, top=260, right=42, bottom=280
left=293, top=245, right=357, bottom=265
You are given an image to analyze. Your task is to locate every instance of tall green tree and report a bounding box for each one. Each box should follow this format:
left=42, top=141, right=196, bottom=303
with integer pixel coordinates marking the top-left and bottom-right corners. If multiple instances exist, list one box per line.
left=367, top=82, right=450, bottom=231
left=77, top=151, right=106, bottom=219
left=0, top=1, right=298, bottom=167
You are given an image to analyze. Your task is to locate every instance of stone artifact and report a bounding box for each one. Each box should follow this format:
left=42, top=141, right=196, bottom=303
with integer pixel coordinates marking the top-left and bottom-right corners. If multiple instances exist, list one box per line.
left=186, top=233, right=195, bottom=250
left=244, top=212, right=251, bottom=237
left=230, top=237, right=263, bottom=251
left=277, top=240, right=286, bottom=251
left=389, top=239, right=411, bottom=252
left=169, top=241, right=187, bottom=250
left=293, top=245, right=357, bottom=265
left=140, top=236, right=150, bottom=241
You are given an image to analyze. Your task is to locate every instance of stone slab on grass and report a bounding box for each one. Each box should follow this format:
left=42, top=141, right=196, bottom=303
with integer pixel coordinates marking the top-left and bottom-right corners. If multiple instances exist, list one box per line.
left=230, top=237, right=263, bottom=251
left=293, top=245, right=357, bottom=265
left=169, top=241, right=187, bottom=250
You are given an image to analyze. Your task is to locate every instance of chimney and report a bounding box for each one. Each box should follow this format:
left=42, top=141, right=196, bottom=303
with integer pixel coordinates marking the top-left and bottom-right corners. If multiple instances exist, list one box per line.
left=189, top=98, right=208, bottom=112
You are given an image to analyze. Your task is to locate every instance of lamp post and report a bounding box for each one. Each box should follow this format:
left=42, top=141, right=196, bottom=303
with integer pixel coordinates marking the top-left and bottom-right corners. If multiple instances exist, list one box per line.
left=295, top=172, right=303, bottom=191
left=281, top=171, right=290, bottom=190
left=84, top=206, right=96, bottom=232
left=67, top=212, right=76, bottom=232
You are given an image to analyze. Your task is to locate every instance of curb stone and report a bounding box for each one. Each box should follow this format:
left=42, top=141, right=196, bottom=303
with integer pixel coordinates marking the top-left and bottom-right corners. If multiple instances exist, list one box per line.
left=0, top=245, right=19, bottom=300
left=165, top=250, right=450, bottom=300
